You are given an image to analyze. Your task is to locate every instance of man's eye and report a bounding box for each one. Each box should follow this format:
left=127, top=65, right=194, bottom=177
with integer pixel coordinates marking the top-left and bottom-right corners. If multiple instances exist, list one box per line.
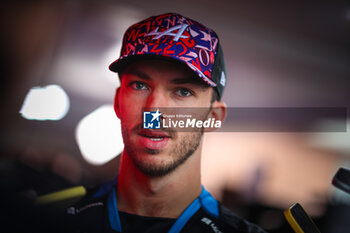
left=176, top=88, right=193, bottom=97
left=130, top=81, right=148, bottom=90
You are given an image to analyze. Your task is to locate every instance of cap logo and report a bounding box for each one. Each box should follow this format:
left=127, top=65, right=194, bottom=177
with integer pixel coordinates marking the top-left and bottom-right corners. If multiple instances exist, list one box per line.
left=145, top=24, right=189, bottom=42
left=220, top=71, right=226, bottom=86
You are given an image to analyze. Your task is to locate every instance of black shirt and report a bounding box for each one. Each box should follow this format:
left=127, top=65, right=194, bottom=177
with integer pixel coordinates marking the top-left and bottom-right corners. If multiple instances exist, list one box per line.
left=119, top=211, right=176, bottom=233
left=65, top=179, right=267, bottom=233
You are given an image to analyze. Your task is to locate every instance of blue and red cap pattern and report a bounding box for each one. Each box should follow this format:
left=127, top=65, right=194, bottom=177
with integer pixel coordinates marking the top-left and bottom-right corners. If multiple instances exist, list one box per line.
left=109, top=13, right=226, bottom=99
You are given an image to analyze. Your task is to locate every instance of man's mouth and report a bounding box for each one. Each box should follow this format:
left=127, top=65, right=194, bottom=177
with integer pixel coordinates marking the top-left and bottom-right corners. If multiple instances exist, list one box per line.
left=141, top=134, right=165, bottom=141
left=138, top=129, right=171, bottom=139
left=137, top=129, right=171, bottom=150
left=148, top=137, right=164, bottom=141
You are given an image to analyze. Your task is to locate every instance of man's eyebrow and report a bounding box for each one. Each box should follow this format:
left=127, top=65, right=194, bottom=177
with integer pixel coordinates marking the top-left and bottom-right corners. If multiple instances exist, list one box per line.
left=124, top=69, right=151, bottom=80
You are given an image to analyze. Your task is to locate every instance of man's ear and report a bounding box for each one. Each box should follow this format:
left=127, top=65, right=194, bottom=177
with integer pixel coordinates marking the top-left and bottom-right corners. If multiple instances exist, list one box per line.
left=209, top=100, right=227, bottom=122
left=204, top=100, right=226, bottom=132
left=114, top=88, right=121, bottom=118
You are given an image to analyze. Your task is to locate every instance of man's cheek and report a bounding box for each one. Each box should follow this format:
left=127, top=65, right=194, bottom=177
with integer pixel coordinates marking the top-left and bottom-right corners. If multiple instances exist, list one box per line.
left=120, top=108, right=140, bottom=125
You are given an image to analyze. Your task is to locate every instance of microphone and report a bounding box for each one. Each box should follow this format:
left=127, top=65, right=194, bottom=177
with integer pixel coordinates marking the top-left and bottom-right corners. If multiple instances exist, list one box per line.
left=284, top=203, right=321, bottom=233
left=35, top=186, right=86, bottom=205
left=332, top=167, right=350, bottom=195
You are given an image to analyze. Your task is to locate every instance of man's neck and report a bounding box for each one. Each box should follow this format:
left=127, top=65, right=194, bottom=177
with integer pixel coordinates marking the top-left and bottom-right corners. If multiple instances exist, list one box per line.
left=116, top=149, right=202, bottom=218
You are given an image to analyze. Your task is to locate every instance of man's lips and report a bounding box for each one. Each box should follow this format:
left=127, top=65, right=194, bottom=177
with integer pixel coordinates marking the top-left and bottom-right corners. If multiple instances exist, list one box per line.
left=137, top=129, right=171, bottom=150
left=137, top=129, right=171, bottom=138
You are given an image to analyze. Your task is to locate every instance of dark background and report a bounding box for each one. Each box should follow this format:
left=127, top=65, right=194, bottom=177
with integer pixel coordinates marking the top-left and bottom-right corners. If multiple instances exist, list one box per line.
left=1, top=1, right=350, bottom=232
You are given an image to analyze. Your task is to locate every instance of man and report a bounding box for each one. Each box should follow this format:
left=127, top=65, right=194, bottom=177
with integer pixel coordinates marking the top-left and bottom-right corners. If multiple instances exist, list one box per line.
left=66, top=13, right=267, bottom=233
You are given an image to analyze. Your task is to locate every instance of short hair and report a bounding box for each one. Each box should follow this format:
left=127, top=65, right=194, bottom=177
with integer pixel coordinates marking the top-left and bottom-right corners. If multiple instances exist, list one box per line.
left=211, top=89, right=220, bottom=103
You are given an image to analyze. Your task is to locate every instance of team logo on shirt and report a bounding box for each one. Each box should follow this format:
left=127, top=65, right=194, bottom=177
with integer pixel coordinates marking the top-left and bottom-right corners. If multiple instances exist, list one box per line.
left=201, top=217, right=223, bottom=233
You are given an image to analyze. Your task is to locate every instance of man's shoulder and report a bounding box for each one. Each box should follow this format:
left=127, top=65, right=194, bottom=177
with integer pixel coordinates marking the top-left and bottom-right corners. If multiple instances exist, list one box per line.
left=63, top=188, right=111, bottom=232
left=218, top=205, right=268, bottom=233
left=66, top=177, right=117, bottom=217
left=66, top=186, right=108, bottom=216
left=183, top=204, right=268, bottom=233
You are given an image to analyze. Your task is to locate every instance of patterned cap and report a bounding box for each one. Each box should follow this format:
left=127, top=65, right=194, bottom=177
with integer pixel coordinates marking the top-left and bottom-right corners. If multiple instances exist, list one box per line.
left=109, top=13, right=226, bottom=99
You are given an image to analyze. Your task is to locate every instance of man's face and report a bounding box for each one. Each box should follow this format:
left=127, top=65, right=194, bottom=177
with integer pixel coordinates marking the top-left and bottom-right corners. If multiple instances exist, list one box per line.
left=115, top=59, right=213, bottom=177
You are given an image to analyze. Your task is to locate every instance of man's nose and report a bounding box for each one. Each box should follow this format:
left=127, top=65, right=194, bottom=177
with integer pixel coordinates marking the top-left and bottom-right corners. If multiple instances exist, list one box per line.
left=145, top=88, right=169, bottom=109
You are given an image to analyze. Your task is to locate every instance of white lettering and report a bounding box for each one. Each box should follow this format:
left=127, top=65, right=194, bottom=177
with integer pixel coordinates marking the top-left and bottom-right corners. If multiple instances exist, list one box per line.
left=201, top=217, right=212, bottom=225
left=163, top=114, right=175, bottom=118
left=172, top=120, right=178, bottom=127
left=196, top=120, right=203, bottom=128
left=144, top=122, right=153, bottom=128
left=162, top=119, right=169, bottom=128
left=215, top=120, right=222, bottom=128
left=210, top=222, right=223, bottom=233
left=145, top=24, right=189, bottom=41
left=178, top=121, right=184, bottom=127
left=203, top=118, right=211, bottom=128
left=186, top=119, right=196, bottom=127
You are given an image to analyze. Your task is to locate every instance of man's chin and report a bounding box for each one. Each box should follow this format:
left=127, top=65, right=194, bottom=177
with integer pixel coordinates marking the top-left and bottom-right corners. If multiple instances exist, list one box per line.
left=144, top=148, right=162, bottom=155
left=135, top=163, right=177, bottom=177
left=129, top=151, right=178, bottom=177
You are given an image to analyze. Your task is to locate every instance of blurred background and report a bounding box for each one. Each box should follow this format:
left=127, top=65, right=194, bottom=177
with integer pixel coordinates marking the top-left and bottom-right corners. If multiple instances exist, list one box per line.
left=1, top=0, right=350, bottom=232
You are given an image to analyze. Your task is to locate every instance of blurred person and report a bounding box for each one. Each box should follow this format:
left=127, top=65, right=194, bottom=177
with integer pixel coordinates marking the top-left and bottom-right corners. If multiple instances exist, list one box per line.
left=65, top=13, right=267, bottom=233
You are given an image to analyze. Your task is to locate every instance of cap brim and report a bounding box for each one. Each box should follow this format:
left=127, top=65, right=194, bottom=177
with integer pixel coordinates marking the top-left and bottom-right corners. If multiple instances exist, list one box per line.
left=109, top=54, right=183, bottom=74
left=109, top=54, right=217, bottom=88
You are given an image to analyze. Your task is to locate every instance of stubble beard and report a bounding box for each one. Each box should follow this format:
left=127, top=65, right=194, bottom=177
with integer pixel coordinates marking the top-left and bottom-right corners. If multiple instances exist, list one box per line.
left=121, top=124, right=202, bottom=177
